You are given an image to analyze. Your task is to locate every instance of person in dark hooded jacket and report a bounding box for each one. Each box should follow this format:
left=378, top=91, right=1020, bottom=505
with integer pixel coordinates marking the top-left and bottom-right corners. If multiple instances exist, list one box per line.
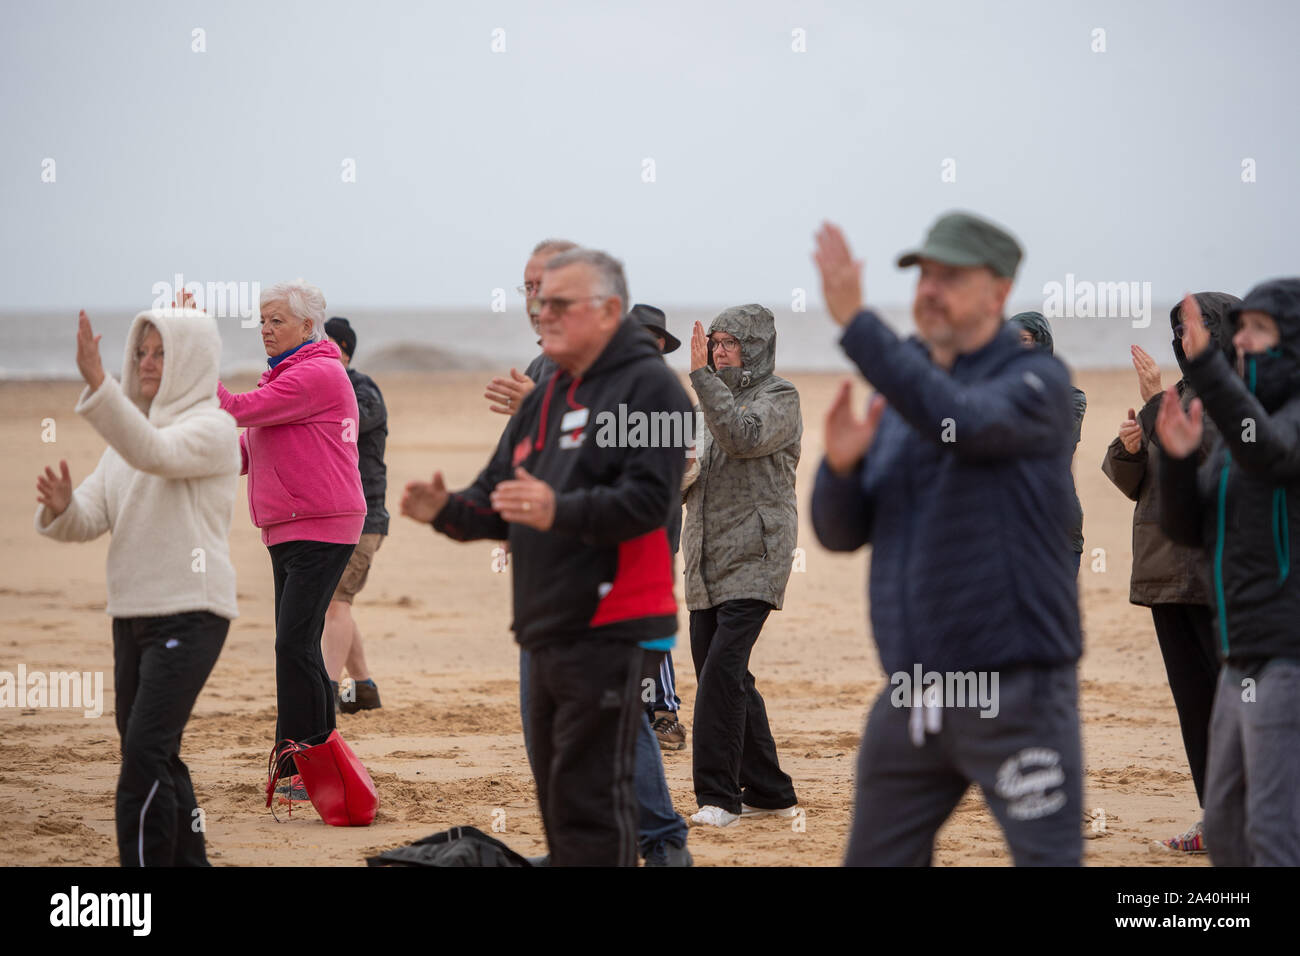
left=1156, top=279, right=1300, bottom=867
left=629, top=304, right=690, bottom=752
left=322, top=317, right=389, bottom=714
left=1101, top=292, right=1238, bottom=854
left=1009, top=312, right=1087, bottom=570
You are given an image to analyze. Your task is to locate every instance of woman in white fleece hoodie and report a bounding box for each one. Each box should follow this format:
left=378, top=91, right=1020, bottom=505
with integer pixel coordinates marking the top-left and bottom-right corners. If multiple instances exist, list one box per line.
left=35, top=308, right=239, bottom=867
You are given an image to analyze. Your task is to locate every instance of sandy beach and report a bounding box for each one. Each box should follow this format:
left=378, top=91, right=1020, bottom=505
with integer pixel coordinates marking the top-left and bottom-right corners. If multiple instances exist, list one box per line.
left=0, top=365, right=1209, bottom=867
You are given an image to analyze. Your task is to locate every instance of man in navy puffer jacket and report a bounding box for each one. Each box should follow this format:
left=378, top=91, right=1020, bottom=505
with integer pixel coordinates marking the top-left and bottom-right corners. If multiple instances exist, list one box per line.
left=812, top=212, right=1083, bottom=866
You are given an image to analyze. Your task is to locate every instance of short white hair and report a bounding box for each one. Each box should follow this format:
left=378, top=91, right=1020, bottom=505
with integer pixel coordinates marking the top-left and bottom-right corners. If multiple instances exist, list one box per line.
left=261, top=279, right=327, bottom=341
left=544, top=249, right=628, bottom=318
left=531, top=238, right=578, bottom=257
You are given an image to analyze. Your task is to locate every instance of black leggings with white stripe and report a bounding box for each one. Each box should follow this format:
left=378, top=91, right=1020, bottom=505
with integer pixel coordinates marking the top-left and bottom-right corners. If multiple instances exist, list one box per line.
left=113, top=611, right=227, bottom=867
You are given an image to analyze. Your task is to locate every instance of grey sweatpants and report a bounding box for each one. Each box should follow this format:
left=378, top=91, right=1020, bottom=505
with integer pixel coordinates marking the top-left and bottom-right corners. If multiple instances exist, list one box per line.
left=845, top=663, right=1082, bottom=866
left=1204, top=659, right=1300, bottom=866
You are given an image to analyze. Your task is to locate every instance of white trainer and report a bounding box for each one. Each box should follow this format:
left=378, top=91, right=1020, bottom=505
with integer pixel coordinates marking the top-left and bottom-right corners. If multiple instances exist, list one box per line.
left=741, top=803, right=800, bottom=818
left=690, top=805, right=740, bottom=827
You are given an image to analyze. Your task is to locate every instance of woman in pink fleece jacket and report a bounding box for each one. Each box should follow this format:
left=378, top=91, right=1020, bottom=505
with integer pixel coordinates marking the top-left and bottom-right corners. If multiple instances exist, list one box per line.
left=217, top=279, right=365, bottom=795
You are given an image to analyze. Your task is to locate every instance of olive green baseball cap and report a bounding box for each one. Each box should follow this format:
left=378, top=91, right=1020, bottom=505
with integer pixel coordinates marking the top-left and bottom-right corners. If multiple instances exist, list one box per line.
left=896, top=211, right=1023, bottom=278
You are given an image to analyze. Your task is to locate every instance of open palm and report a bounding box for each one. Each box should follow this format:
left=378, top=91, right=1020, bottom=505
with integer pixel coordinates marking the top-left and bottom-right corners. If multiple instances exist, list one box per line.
left=825, top=381, right=886, bottom=475
left=37, top=460, right=73, bottom=516
left=1154, top=386, right=1202, bottom=459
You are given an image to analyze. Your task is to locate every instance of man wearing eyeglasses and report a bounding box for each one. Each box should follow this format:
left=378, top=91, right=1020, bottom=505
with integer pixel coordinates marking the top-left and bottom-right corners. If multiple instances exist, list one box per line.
left=473, top=242, right=692, bottom=865
left=481, top=239, right=575, bottom=774
left=402, top=248, right=693, bottom=866
left=483, top=238, right=578, bottom=415
left=681, top=306, right=802, bottom=828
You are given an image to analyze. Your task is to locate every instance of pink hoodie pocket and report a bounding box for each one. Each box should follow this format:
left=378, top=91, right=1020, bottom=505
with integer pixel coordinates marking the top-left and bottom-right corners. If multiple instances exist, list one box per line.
left=250, top=464, right=300, bottom=527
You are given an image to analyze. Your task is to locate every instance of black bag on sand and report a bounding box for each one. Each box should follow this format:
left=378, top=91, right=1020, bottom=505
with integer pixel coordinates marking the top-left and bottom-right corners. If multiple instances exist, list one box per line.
left=366, top=825, right=533, bottom=867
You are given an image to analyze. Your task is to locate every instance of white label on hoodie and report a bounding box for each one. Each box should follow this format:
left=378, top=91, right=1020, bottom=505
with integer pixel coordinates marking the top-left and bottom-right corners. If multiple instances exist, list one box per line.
left=560, top=409, right=588, bottom=432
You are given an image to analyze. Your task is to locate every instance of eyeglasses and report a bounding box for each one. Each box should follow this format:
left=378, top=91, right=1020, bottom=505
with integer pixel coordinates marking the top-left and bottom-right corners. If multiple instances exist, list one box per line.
left=516, top=282, right=542, bottom=296
left=535, top=295, right=609, bottom=317
left=709, top=335, right=741, bottom=353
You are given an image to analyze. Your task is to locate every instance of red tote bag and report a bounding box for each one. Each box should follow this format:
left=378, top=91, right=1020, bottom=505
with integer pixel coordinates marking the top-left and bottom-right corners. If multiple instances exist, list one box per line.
left=265, top=730, right=379, bottom=827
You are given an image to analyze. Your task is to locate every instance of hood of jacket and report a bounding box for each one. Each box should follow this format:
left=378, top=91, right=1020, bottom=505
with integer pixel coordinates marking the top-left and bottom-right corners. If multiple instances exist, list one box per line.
left=1230, top=278, right=1300, bottom=412
left=1230, top=278, right=1300, bottom=359
left=1171, top=292, right=1239, bottom=376
left=708, top=304, right=776, bottom=392
left=122, top=307, right=223, bottom=426
left=1008, top=311, right=1055, bottom=354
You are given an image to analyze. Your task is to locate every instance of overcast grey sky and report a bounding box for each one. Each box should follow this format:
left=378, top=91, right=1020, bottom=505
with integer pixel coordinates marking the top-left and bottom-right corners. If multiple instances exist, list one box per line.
left=2, top=0, right=1296, bottom=311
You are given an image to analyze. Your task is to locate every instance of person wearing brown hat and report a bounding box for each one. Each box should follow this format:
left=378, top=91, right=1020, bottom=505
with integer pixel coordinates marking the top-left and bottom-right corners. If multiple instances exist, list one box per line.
left=628, top=304, right=687, bottom=750
left=630, top=303, right=681, bottom=354
left=811, top=212, right=1083, bottom=866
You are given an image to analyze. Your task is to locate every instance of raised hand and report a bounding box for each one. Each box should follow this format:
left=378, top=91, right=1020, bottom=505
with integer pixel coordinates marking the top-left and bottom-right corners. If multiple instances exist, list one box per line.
left=690, top=321, right=709, bottom=372
left=1130, top=346, right=1162, bottom=402
left=490, top=466, right=556, bottom=531
left=813, top=221, right=865, bottom=327
left=1118, top=407, right=1142, bottom=454
left=401, top=471, right=449, bottom=523
left=36, top=460, right=73, bottom=517
left=1180, top=293, right=1210, bottom=360
left=75, top=311, right=105, bottom=390
left=825, top=380, right=886, bottom=476
left=485, top=368, right=535, bottom=416
left=1154, top=386, right=1203, bottom=459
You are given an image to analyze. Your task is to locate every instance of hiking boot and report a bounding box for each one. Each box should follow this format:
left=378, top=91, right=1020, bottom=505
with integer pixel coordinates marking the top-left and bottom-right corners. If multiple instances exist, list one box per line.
left=339, top=679, right=382, bottom=715
left=689, top=805, right=739, bottom=828
left=1150, top=819, right=1207, bottom=854
left=652, top=713, right=687, bottom=751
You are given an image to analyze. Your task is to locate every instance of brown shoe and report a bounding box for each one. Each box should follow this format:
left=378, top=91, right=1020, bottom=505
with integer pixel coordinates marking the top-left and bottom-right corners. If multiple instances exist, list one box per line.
left=339, top=679, right=382, bottom=714
left=652, top=713, right=687, bottom=751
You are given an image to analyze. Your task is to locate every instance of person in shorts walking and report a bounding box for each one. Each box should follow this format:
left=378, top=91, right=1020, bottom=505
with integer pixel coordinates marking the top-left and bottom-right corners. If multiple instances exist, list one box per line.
left=322, top=316, right=388, bottom=713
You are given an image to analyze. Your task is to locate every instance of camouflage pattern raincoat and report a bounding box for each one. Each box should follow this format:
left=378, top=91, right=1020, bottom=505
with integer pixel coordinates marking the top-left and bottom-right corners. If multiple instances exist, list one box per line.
left=682, top=304, right=801, bottom=611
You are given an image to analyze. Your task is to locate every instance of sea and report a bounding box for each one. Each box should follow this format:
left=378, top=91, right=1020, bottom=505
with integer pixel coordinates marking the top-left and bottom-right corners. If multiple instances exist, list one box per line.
left=0, top=303, right=1183, bottom=381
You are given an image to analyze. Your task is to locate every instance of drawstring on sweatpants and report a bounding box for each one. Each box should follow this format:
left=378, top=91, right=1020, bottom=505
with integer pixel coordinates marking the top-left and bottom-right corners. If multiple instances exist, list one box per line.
left=908, top=682, right=943, bottom=747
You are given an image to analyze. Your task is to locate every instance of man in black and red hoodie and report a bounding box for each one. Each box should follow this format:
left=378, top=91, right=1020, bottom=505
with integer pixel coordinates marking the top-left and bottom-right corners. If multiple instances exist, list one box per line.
left=401, top=248, right=692, bottom=866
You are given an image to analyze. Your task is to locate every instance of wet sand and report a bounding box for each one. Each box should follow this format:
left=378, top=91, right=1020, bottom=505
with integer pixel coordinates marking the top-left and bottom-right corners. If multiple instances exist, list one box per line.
left=0, top=367, right=1207, bottom=866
